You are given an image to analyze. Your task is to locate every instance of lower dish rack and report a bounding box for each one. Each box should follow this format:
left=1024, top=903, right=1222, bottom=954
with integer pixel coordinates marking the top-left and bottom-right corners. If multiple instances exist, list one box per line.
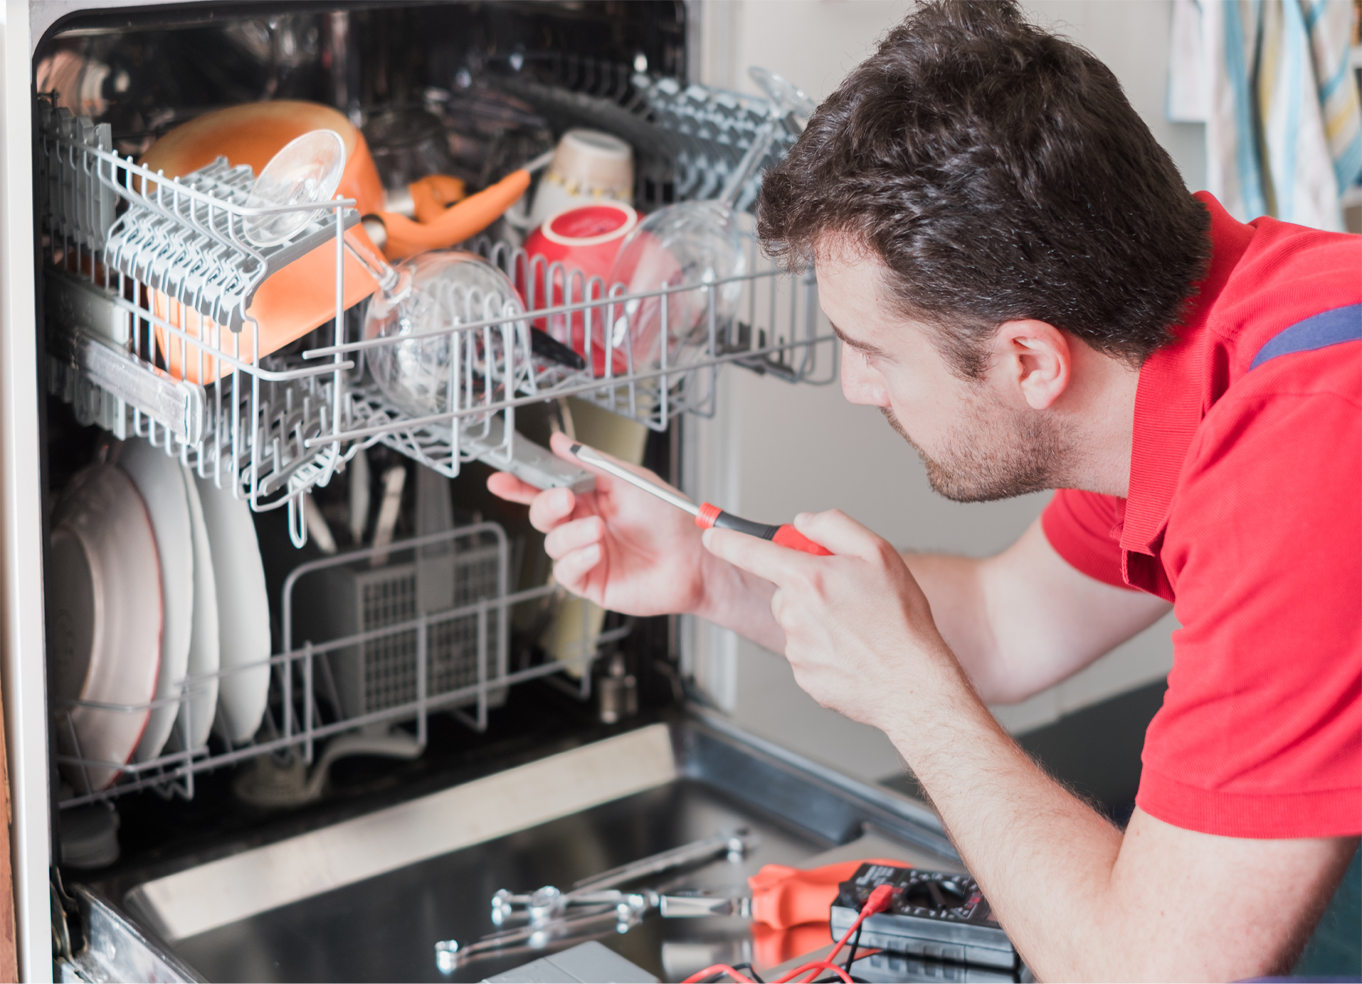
left=53, top=521, right=628, bottom=809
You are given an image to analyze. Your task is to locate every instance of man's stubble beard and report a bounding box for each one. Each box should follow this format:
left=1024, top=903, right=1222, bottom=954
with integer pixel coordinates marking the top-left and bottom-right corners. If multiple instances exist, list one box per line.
left=880, top=393, right=1073, bottom=503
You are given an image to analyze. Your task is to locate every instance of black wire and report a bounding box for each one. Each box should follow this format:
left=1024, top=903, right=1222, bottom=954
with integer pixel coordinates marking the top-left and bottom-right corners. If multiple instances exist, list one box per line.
left=729, top=962, right=764, bottom=983
left=843, top=921, right=865, bottom=974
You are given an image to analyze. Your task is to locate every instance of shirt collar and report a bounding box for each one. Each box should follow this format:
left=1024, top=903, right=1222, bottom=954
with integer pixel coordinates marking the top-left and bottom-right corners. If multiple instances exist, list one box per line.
left=1120, top=193, right=1256, bottom=556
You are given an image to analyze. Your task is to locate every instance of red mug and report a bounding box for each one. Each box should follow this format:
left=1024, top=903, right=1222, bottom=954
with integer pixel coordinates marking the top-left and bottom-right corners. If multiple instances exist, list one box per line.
left=523, top=202, right=638, bottom=376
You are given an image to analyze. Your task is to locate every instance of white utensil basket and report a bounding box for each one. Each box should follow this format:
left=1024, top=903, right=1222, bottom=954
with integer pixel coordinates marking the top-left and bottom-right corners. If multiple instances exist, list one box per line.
left=40, top=73, right=837, bottom=807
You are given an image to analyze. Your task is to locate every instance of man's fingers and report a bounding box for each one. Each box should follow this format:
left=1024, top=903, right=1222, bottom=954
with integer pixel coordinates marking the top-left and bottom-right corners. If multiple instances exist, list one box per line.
left=550, top=431, right=686, bottom=500
left=527, top=486, right=577, bottom=533
left=702, top=526, right=806, bottom=584
left=544, top=516, right=604, bottom=560
left=553, top=543, right=602, bottom=587
left=548, top=429, right=580, bottom=460
left=486, top=471, right=540, bottom=505
left=794, top=508, right=887, bottom=562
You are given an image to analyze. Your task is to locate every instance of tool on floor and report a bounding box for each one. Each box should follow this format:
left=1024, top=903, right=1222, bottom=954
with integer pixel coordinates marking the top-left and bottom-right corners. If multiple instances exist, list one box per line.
left=660, top=858, right=910, bottom=928
left=490, top=827, right=758, bottom=926
left=568, top=444, right=833, bottom=556
left=434, top=829, right=759, bottom=970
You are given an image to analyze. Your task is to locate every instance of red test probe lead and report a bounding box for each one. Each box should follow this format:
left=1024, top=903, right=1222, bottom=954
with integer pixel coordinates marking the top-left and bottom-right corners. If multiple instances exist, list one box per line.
left=680, top=964, right=756, bottom=984
left=772, top=883, right=898, bottom=984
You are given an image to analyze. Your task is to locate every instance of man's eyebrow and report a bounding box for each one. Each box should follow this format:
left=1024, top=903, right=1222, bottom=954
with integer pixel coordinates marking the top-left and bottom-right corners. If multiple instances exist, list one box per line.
left=829, top=321, right=889, bottom=357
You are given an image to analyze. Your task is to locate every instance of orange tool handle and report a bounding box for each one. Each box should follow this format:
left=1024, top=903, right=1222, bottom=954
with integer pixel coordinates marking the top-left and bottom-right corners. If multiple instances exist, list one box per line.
left=748, top=858, right=909, bottom=929
left=694, top=502, right=833, bottom=556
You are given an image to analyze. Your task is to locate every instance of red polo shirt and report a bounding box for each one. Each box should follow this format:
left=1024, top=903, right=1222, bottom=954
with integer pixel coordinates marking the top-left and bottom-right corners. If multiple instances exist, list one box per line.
left=1041, top=193, right=1361, bottom=839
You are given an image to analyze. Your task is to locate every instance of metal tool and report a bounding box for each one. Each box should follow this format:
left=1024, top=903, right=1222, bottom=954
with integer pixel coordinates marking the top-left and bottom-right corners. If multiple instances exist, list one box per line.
left=568, top=444, right=833, bottom=556
left=434, top=828, right=758, bottom=971
left=490, top=827, right=758, bottom=925
left=659, top=889, right=753, bottom=919
left=437, top=897, right=653, bottom=971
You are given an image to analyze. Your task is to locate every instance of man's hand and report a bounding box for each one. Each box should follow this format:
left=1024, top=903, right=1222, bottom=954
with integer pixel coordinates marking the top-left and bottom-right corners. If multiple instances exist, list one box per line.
left=703, top=508, right=968, bottom=728
left=487, top=432, right=709, bottom=617
left=487, top=433, right=785, bottom=647
left=706, top=505, right=1359, bottom=981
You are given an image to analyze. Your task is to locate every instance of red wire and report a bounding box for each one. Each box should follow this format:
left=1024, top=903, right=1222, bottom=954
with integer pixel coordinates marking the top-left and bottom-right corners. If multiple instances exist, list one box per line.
left=787, top=961, right=854, bottom=983
left=771, top=882, right=897, bottom=984
left=680, top=963, right=755, bottom=984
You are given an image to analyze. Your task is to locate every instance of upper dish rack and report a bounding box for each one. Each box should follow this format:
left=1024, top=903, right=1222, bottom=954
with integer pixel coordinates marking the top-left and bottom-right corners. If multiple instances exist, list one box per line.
left=37, top=76, right=836, bottom=546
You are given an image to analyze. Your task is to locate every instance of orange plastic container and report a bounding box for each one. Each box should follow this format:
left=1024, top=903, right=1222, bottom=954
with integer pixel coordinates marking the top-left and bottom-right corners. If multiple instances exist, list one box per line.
left=139, top=102, right=384, bottom=381
left=138, top=100, right=385, bottom=214
left=151, top=233, right=382, bottom=385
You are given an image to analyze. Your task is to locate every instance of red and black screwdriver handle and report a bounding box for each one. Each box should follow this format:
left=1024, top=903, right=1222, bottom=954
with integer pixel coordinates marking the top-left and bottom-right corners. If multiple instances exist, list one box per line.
left=695, top=502, right=833, bottom=556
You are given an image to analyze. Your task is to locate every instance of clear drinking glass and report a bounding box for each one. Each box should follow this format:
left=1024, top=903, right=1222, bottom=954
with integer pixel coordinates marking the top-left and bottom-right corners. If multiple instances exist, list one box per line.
left=604, top=68, right=815, bottom=374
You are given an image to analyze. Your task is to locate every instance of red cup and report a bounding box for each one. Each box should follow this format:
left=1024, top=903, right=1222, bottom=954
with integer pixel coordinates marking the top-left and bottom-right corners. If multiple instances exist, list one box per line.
left=523, top=202, right=638, bottom=376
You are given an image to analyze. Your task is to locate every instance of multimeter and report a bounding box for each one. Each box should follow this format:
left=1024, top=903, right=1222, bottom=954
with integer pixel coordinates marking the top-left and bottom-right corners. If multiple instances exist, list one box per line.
left=830, top=863, right=1018, bottom=971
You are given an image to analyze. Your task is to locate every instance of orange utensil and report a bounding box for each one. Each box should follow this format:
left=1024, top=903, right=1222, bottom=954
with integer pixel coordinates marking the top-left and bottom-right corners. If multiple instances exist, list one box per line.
left=372, top=169, right=532, bottom=261
left=408, top=174, right=468, bottom=223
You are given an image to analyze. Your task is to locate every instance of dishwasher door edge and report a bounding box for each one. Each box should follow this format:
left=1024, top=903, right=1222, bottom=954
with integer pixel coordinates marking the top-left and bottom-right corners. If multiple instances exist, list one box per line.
left=674, top=706, right=956, bottom=860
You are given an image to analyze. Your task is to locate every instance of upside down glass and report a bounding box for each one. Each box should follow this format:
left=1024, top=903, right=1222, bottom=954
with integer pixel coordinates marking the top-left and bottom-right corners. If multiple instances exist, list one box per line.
left=604, top=67, right=814, bottom=375
left=363, top=250, right=529, bottom=420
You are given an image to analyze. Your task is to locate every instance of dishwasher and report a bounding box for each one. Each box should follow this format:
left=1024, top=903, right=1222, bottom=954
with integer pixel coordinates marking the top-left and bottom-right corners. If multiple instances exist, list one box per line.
left=0, top=4, right=971, bottom=981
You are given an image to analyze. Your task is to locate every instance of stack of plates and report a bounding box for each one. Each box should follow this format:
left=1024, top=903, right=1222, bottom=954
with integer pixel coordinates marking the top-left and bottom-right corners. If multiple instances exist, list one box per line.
left=50, top=443, right=272, bottom=794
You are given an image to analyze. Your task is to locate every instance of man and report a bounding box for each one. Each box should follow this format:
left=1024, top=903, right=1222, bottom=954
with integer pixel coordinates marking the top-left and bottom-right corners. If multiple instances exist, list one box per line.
left=490, top=2, right=1361, bottom=978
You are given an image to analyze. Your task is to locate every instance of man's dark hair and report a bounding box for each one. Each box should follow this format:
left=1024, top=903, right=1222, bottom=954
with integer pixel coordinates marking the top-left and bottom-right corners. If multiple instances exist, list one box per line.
left=757, top=0, right=1210, bottom=377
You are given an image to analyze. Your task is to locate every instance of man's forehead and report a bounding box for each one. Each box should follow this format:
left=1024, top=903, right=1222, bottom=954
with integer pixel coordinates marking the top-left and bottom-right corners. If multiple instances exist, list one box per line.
left=813, top=242, right=914, bottom=351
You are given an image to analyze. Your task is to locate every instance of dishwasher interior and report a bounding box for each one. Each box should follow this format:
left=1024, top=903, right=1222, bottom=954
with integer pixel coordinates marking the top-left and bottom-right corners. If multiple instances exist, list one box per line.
left=32, top=4, right=973, bottom=980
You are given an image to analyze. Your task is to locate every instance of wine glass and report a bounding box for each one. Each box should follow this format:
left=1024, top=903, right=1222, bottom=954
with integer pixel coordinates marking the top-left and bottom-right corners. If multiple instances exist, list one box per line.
left=242, top=129, right=346, bottom=247
left=363, top=250, right=528, bottom=420
left=604, top=67, right=815, bottom=375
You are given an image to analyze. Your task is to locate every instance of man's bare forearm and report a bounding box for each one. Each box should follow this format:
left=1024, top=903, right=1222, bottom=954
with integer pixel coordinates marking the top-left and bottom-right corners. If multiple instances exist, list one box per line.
left=907, top=520, right=1173, bottom=704
left=899, top=551, right=1004, bottom=696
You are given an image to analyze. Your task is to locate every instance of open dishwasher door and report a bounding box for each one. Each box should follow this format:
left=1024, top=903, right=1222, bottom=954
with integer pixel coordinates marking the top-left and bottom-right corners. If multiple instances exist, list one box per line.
left=69, top=710, right=961, bottom=983
left=18, top=5, right=899, bottom=983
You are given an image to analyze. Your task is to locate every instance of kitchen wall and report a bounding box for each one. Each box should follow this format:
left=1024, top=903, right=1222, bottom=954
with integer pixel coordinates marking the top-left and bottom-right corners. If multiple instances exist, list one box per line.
left=683, top=0, right=1201, bottom=781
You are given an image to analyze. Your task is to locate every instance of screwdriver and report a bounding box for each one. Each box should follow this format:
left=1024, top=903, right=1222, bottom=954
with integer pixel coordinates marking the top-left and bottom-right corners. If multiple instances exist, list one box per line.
left=569, top=443, right=832, bottom=556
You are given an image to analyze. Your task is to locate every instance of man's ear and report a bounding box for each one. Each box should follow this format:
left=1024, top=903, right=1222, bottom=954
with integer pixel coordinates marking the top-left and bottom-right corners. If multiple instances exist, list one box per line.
left=993, top=319, right=1071, bottom=410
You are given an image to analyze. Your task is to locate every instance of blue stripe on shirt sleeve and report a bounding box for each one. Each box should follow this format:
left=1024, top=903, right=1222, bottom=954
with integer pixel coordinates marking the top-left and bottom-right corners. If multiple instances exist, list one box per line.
left=1249, top=304, right=1362, bottom=369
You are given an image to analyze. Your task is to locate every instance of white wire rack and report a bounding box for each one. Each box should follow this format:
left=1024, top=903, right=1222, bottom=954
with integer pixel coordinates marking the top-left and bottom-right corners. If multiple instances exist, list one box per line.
left=38, top=98, right=359, bottom=545
left=38, top=92, right=836, bottom=545
left=54, top=523, right=629, bottom=808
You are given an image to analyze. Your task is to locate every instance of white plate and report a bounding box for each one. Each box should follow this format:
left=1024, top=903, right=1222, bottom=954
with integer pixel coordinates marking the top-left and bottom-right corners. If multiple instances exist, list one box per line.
left=50, top=465, right=162, bottom=792
left=194, top=475, right=271, bottom=743
left=170, top=466, right=220, bottom=752
left=119, top=442, right=194, bottom=763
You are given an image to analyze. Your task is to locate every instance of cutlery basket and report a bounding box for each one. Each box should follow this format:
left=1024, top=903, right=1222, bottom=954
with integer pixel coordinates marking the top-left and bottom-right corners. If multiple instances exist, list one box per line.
left=289, top=532, right=508, bottom=722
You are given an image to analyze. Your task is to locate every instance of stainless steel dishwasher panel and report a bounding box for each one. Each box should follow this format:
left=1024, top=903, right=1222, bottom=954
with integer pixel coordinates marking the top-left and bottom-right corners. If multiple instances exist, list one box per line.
left=80, top=713, right=956, bottom=983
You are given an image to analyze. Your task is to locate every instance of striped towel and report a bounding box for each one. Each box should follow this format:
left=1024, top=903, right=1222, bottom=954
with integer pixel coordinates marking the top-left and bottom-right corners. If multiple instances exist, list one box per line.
left=1168, top=0, right=1362, bottom=231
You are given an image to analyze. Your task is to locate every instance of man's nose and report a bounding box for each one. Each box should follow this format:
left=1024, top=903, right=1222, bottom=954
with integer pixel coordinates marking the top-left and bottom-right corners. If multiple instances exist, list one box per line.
left=840, top=351, right=890, bottom=407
